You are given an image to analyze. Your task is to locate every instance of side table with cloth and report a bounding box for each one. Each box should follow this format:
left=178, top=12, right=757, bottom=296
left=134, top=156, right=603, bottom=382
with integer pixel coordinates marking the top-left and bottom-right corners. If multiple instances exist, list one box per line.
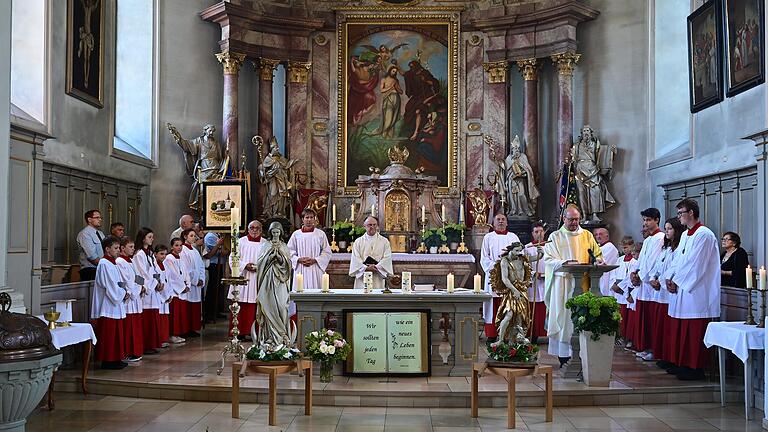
left=35, top=317, right=97, bottom=409
left=703, top=321, right=764, bottom=420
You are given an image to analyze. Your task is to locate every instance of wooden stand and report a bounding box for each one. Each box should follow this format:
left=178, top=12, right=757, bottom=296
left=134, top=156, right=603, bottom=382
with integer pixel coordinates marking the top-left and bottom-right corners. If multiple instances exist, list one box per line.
left=231, top=359, right=312, bottom=425
left=470, top=362, right=553, bottom=429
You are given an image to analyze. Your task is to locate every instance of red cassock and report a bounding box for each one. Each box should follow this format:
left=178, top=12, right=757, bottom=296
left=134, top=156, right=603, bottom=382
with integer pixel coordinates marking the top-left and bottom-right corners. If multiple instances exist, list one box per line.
left=650, top=303, right=670, bottom=361
left=528, top=302, right=547, bottom=340
left=142, top=309, right=162, bottom=350
left=124, top=313, right=144, bottom=357
left=618, top=304, right=629, bottom=338
left=675, top=318, right=711, bottom=369
left=95, top=317, right=125, bottom=362
left=158, top=314, right=170, bottom=343
left=171, top=297, right=190, bottom=336
left=630, top=300, right=647, bottom=350
left=229, top=303, right=257, bottom=337
left=188, top=301, right=202, bottom=332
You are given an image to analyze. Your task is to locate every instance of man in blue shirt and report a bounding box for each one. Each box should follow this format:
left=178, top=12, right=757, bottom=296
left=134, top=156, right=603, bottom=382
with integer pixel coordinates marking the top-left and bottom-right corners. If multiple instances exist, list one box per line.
left=203, top=231, right=226, bottom=322
left=76, top=209, right=105, bottom=281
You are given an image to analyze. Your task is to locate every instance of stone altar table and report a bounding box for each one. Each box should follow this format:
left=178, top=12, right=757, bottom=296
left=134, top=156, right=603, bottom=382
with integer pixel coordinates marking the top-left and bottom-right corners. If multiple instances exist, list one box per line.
left=326, top=253, right=477, bottom=289
left=291, top=289, right=490, bottom=376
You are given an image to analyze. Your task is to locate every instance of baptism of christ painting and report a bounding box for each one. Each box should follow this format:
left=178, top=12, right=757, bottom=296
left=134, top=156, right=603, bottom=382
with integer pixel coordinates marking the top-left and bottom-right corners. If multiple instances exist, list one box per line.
left=337, top=15, right=458, bottom=193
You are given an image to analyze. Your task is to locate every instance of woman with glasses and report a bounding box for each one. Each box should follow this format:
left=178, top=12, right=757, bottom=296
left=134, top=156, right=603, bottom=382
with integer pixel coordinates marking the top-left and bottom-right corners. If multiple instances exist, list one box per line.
left=720, top=231, right=748, bottom=288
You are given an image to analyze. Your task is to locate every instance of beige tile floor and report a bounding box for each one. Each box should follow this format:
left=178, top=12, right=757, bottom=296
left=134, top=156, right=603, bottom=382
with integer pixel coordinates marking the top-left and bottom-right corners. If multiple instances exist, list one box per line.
left=28, top=393, right=766, bottom=432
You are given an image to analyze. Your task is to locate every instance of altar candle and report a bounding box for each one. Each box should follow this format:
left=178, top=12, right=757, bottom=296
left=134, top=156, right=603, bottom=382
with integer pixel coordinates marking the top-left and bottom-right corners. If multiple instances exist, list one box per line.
left=447, top=273, right=455, bottom=293
left=296, top=273, right=304, bottom=293
left=474, top=273, right=482, bottom=293
left=459, top=203, right=465, bottom=224
left=402, top=271, right=412, bottom=292
left=371, top=203, right=376, bottom=217
left=350, top=204, right=355, bottom=221
left=746, top=265, right=753, bottom=289
left=332, top=204, right=336, bottom=222
left=760, top=266, right=766, bottom=291
left=322, top=273, right=330, bottom=292
left=421, top=205, right=426, bottom=223
left=441, top=204, right=446, bottom=222
left=230, top=206, right=240, bottom=231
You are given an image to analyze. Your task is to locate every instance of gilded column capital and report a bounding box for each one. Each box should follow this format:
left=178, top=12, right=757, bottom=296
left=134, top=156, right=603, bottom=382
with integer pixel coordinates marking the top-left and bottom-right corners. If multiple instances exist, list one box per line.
left=483, top=60, right=508, bottom=84
left=516, top=58, right=541, bottom=81
left=287, top=61, right=312, bottom=84
left=215, top=51, right=246, bottom=75
left=550, top=52, right=581, bottom=77
left=256, top=58, right=281, bottom=81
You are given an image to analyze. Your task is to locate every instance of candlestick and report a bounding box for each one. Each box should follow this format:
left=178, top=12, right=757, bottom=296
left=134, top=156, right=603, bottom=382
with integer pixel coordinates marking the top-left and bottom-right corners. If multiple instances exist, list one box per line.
left=416, top=218, right=427, bottom=253
left=746, top=265, right=753, bottom=289
left=456, top=227, right=469, bottom=253
left=332, top=204, right=336, bottom=222
left=322, top=273, right=330, bottom=293
left=473, top=273, right=482, bottom=293
left=296, top=273, right=304, bottom=293
left=745, top=285, right=757, bottom=325
left=447, top=273, right=455, bottom=293
left=758, top=288, right=767, bottom=328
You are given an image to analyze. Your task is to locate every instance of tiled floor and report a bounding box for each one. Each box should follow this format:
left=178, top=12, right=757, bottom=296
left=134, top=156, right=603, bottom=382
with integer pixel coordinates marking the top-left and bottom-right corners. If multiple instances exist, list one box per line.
left=28, top=393, right=766, bottom=432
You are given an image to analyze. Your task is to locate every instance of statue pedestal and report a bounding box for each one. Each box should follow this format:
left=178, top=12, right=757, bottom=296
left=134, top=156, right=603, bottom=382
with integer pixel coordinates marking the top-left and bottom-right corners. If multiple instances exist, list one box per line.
left=558, top=264, right=618, bottom=379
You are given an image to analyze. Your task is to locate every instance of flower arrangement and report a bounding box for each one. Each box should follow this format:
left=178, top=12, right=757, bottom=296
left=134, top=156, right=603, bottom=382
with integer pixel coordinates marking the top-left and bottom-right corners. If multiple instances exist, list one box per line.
left=245, top=342, right=301, bottom=362
left=304, top=328, right=352, bottom=382
left=565, top=292, right=621, bottom=341
left=487, top=340, right=539, bottom=363
left=422, top=228, right=447, bottom=248
left=329, top=221, right=366, bottom=244
left=443, top=223, right=466, bottom=244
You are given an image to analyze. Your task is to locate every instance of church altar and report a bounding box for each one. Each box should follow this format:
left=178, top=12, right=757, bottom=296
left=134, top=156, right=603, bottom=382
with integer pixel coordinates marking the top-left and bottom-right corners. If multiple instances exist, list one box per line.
left=326, top=253, right=477, bottom=289
left=291, top=289, right=489, bottom=376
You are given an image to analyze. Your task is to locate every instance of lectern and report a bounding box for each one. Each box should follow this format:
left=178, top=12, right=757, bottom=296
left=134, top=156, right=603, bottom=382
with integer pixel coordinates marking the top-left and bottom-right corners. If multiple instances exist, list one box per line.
left=558, top=264, right=618, bottom=379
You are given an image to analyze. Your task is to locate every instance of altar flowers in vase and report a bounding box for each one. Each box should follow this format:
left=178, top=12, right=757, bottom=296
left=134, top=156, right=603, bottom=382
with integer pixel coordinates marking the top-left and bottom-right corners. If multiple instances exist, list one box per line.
left=304, top=328, right=352, bottom=382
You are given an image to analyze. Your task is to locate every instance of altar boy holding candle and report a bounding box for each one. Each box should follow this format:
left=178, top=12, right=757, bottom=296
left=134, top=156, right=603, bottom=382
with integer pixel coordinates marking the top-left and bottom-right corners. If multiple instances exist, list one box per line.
left=480, top=213, right=520, bottom=340
left=116, top=237, right=144, bottom=362
left=229, top=220, right=268, bottom=337
left=92, top=236, right=128, bottom=369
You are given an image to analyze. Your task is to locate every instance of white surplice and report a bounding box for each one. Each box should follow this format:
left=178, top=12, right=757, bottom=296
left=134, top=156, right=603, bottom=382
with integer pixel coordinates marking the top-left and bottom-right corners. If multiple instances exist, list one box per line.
left=91, top=258, right=126, bottom=320
left=668, top=224, right=720, bottom=319
left=180, top=244, right=205, bottom=303
left=524, top=244, right=546, bottom=303
left=634, top=231, right=665, bottom=302
left=349, top=233, right=394, bottom=289
left=156, top=262, right=171, bottom=314
left=480, top=231, right=521, bottom=324
left=610, top=256, right=636, bottom=305
left=288, top=228, right=332, bottom=291
left=116, top=256, right=143, bottom=315
left=134, top=249, right=164, bottom=310
left=164, top=253, right=190, bottom=301
left=598, top=242, right=619, bottom=296
left=648, top=247, right=676, bottom=305
left=543, top=226, right=602, bottom=357
left=229, top=236, right=268, bottom=303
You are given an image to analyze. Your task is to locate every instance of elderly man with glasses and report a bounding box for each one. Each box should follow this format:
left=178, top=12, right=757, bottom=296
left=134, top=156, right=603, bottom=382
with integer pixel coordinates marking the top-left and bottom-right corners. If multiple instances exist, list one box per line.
left=227, top=220, right=267, bottom=338
left=77, top=209, right=106, bottom=281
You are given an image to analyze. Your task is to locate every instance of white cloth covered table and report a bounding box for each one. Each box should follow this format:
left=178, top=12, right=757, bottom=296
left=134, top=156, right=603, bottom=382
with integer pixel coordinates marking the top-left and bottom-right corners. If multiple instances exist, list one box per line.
left=330, top=252, right=475, bottom=263
left=704, top=321, right=764, bottom=420
left=36, top=317, right=97, bottom=349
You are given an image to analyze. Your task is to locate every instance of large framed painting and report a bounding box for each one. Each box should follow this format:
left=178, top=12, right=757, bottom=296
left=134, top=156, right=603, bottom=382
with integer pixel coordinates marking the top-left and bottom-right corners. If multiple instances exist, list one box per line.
left=687, top=0, right=724, bottom=113
left=66, top=0, right=104, bottom=108
left=723, top=0, right=765, bottom=96
left=201, top=181, right=247, bottom=232
left=337, top=12, right=459, bottom=195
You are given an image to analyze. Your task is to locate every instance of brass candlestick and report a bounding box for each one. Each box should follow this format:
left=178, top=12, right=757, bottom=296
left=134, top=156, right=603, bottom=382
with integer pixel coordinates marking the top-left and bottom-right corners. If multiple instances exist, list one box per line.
left=330, top=225, right=339, bottom=252
left=217, top=222, right=248, bottom=375
left=745, top=286, right=757, bottom=325
left=416, top=219, right=427, bottom=253
left=758, top=288, right=767, bottom=329
left=456, top=229, right=469, bottom=253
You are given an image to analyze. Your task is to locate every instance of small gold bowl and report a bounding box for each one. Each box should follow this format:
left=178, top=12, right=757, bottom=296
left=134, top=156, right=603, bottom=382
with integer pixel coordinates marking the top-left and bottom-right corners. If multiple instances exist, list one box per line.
left=43, top=311, right=60, bottom=330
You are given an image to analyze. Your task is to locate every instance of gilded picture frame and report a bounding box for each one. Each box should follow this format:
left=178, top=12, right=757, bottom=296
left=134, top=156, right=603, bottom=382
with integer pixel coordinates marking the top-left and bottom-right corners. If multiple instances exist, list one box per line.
left=723, top=0, right=765, bottom=97
left=336, top=12, right=459, bottom=195
left=687, top=0, right=724, bottom=113
left=66, top=0, right=105, bottom=108
left=201, top=180, right=247, bottom=232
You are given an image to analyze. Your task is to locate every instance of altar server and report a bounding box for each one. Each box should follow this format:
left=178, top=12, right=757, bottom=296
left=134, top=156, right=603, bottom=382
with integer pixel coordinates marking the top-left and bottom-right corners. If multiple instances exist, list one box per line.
left=288, top=208, right=332, bottom=291
left=154, top=244, right=172, bottom=347
left=91, top=236, right=128, bottom=369
left=629, top=208, right=665, bottom=359
left=180, top=228, right=205, bottom=337
left=349, top=216, right=394, bottom=289
left=594, top=228, right=619, bottom=296
left=543, top=205, right=603, bottom=363
left=480, top=213, right=521, bottom=340
left=116, top=237, right=144, bottom=362
left=666, top=198, right=720, bottom=380
left=229, top=220, right=268, bottom=336
left=164, top=238, right=189, bottom=343
left=134, top=228, right=165, bottom=353
left=650, top=218, right=684, bottom=368
left=524, top=222, right=548, bottom=341
left=610, top=236, right=635, bottom=344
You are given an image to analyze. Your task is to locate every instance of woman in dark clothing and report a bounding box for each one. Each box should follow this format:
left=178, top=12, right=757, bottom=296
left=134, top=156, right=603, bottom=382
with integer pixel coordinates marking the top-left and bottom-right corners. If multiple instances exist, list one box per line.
left=721, top=231, right=749, bottom=287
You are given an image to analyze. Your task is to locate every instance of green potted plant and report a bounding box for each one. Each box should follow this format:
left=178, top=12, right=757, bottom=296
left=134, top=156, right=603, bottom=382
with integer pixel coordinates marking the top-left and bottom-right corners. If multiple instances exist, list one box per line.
left=330, top=221, right=354, bottom=250
left=443, top=223, right=466, bottom=251
left=304, top=329, right=352, bottom=382
left=565, top=292, right=621, bottom=386
left=422, top=228, right=446, bottom=254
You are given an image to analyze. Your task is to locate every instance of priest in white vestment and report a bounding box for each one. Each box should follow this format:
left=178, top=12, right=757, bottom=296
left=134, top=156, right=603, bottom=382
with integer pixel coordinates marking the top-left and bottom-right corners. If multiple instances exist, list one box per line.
left=229, top=220, right=268, bottom=337
left=543, top=205, right=603, bottom=361
left=480, top=213, right=521, bottom=339
left=594, top=228, right=619, bottom=297
left=349, top=216, right=393, bottom=289
left=288, top=209, right=332, bottom=291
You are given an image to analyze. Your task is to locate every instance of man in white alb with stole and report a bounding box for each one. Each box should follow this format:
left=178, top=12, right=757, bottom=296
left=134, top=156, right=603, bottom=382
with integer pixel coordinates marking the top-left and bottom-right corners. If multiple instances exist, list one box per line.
left=349, top=216, right=393, bottom=289
left=229, top=220, right=267, bottom=337
left=544, top=205, right=603, bottom=363
left=480, top=213, right=521, bottom=340
left=288, top=208, right=332, bottom=291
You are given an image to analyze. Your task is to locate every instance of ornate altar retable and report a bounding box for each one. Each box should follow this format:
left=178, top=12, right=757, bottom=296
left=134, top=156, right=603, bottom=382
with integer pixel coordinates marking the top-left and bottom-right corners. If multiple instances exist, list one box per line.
left=326, top=253, right=476, bottom=289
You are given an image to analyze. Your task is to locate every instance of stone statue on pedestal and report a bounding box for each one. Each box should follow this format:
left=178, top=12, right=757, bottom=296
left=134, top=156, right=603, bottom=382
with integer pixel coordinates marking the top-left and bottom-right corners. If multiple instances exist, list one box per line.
left=504, top=136, right=539, bottom=217
left=167, top=123, right=229, bottom=211
left=570, top=126, right=616, bottom=223
left=253, top=136, right=298, bottom=219
left=490, top=242, right=543, bottom=343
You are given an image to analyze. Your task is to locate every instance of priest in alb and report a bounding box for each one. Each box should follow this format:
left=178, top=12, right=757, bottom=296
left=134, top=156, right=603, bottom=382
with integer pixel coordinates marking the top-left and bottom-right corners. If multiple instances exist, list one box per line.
left=349, top=216, right=393, bottom=289
left=229, top=220, right=268, bottom=337
left=288, top=208, right=333, bottom=291
left=480, top=213, right=520, bottom=339
left=543, top=205, right=603, bottom=363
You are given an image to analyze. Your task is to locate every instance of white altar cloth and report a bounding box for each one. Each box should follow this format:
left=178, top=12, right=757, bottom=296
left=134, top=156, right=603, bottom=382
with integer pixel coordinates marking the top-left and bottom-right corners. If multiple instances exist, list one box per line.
left=704, top=321, right=763, bottom=363
left=330, top=253, right=475, bottom=263
left=36, top=316, right=97, bottom=349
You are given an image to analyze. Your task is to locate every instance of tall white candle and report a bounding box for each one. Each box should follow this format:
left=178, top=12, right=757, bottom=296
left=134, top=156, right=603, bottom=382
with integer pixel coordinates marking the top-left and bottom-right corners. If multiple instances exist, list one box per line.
left=746, top=265, right=753, bottom=289
left=350, top=204, right=355, bottom=221
left=296, top=273, right=304, bottom=293
left=441, top=204, right=446, bottom=222
left=332, top=204, right=336, bottom=222
left=421, top=205, right=426, bottom=223
left=447, top=273, right=455, bottom=293
left=474, top=273, right=482, bottom=293
left=459, top=203, right=465, bottom=224
left=371, top=203, right=376, bottom=217
left=230, top=206, right=240, bottom=231
left=322, top=273, right=330, bottom=292
left=760, top=266, right=766, bottom=291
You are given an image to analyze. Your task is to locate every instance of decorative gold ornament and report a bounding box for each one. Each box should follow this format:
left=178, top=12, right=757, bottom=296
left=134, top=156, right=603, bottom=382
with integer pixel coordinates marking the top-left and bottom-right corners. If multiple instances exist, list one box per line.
left=550, top=52, right=581, bottom=77
left=483, top=60, right=508, bottom=84
left=516, top=58, right=541, bottom=81
left=467, top=122, right=481, bottom=132
left=387, top=144, right=410, bottom=164
left=288, top=61, right=312, bottom=83
left=256, top=58, right=281, bottom=81
left=216, top=51, right=246, bottom=75
left=313, top=122, right=328, bottom=132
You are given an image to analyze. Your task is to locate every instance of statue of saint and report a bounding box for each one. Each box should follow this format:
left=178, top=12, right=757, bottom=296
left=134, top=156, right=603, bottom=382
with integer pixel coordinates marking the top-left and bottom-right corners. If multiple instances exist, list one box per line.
left=167, top=123, right=229, bottom=211
left=570, top=126, right=616, bottom=223
left=253, top=221, right=297, bottom=348
left=254, top=136, right=298, bottom=219
left=504, top=136, right=539, bottom=217
left=490, top=242, right=543, bottom=343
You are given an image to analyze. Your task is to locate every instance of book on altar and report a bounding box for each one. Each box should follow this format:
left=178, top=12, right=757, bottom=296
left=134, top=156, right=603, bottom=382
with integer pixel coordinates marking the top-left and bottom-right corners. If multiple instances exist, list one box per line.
left=414, top=284, right=434, bottom=292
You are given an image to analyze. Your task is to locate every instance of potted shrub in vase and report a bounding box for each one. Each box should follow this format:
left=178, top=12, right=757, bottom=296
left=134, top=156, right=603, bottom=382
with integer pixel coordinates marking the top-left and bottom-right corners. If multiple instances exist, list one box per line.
left=422, top=228, right=446, bottom=254
left=330, top=221, right=353, bottom=250
left=444, top=223, right=466, bottom=251
left=565, top=292, right=621, bottom=386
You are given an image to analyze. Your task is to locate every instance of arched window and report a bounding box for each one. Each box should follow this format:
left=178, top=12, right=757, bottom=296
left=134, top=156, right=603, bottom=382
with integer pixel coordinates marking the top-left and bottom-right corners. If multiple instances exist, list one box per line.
left=10, top=0, right=47, bottom=127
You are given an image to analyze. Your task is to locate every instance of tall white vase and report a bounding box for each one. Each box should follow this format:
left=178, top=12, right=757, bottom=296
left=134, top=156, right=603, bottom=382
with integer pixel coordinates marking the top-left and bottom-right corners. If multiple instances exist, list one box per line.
left=578, top=331, right=615, bottom=387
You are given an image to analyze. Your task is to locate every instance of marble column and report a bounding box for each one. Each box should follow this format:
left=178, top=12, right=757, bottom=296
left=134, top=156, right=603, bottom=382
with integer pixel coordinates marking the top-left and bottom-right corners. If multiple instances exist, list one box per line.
left=215, top=51, right=246, bottom=160
left=287, top=61, right=311, bottom=181
left=481, top=60, right=509, bottom=193
left=256, top=58, right=280, bottom=141
left=517, top=58, right=542, bottom=183
left=550, top=52, right=581, bottom=169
